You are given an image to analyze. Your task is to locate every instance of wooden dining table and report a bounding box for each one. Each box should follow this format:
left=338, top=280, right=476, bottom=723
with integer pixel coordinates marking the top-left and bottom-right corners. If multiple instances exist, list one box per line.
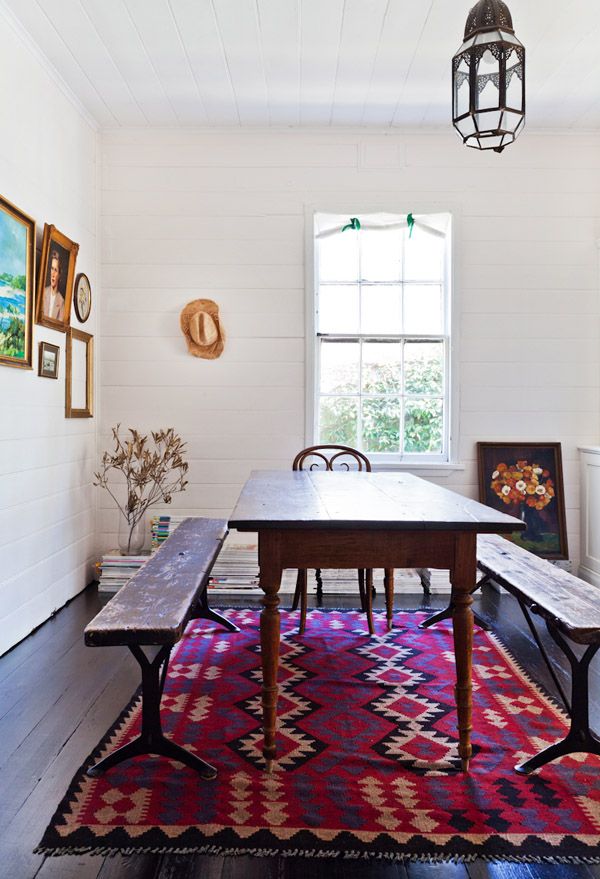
left=228, top=469, right=524, bottom=772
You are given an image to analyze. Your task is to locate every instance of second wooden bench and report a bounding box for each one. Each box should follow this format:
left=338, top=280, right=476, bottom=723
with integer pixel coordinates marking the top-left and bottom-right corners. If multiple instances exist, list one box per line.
left=84, top=517, right=239, bottom=780
left=421, top=533, right=600, bottom=774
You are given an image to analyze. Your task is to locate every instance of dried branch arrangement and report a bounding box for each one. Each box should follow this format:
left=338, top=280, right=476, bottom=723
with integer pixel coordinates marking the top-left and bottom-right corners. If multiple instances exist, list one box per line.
left=94, top=425, right=189, bottom=553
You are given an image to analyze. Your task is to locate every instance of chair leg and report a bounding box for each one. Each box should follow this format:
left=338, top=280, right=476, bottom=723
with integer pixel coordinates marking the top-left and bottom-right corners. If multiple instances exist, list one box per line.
left=358, top=569, right=366, bottom=611
left=384, top=568, right=394, bottom=631
left=315, top=568, right=324, bottom=602
left=298, top=568, right=308, bottom=635
left=365, top=570, right=375, bottom=635
left=292, top=570, right=302, bottom=611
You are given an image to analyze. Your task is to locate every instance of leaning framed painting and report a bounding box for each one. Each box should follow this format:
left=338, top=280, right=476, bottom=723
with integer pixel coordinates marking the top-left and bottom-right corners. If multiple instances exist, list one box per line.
left=477, top=442, right=568, bottom=560
left=0, top=194, right=35, bottom=369
left=36, top=224, right=79, bottom=332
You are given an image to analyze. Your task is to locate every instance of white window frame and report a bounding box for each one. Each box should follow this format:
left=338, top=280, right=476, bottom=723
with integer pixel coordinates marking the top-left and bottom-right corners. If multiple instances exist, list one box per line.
left=305, top=208, right=460, bottom=470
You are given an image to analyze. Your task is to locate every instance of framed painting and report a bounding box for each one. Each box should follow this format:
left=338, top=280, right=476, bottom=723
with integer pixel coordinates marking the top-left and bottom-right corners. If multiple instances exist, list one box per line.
left=477, top=442, right=568, bottom=560
left=36, top=224, right=79, bottom=332
left=38, top=341, right=59, bottom=378
left=0, top=194, right=35, bottom=369
left=73, top=272, right=91, bottom=323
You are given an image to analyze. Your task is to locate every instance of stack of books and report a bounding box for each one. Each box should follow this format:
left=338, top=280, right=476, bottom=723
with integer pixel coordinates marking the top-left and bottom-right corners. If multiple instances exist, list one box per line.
left=96, top=552, right=150, bottom=594
left=150, top=514, right=186, bottom=550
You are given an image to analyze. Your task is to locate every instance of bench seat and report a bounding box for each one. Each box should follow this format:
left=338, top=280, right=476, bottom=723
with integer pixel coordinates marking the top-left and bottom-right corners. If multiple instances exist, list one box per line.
left=84, top=517, right=239, bottom=780
left=86, top=517, right=231, bottom=648
left=477, top=533, right=600, bottom=646
left=420, top=532, right=600, bottom=774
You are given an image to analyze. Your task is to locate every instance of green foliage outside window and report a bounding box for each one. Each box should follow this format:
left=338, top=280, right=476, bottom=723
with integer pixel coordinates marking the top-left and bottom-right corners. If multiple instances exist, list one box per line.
left=319, top=351, right=444, bottom=454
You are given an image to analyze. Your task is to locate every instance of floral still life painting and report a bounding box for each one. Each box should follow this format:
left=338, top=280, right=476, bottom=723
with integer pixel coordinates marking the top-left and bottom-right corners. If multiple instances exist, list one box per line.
left=477, top=442, right=568, bottom=559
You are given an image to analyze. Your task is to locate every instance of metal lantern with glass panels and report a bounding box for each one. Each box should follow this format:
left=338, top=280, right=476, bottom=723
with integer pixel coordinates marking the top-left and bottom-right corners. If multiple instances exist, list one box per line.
left=452, top=0, right=525, bottom=153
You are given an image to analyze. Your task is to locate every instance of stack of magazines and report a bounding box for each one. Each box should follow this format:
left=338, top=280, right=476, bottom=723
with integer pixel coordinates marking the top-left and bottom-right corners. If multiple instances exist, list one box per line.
left=150, top=514, right=186, bottom=549
left=96, top=552, right=150, bottom=594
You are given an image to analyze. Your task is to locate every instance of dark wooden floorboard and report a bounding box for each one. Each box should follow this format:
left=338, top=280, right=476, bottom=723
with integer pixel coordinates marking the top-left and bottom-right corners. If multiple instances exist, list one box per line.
left=284, top=857, right=409, bottom=879
left=157, top=853, right=224, bottom=879
left=407, top=862, right=468, bottom=878
left=34, top=854, right=103, bottom=878
left=97, top=853, right=162, bottom=878
left=0, top=583, right=597, bottom=879
left=467, top=863, right=597, bottom=879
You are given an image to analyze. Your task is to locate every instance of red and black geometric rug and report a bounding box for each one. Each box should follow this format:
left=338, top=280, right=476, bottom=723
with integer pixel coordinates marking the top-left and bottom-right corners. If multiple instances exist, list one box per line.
left=37, top=609, right=600, bottom=863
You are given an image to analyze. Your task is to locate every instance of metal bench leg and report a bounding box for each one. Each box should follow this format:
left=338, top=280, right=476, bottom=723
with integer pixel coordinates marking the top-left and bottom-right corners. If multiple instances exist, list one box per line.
left=192, top=587, right=240, bottom=632
left=416, top=568, right=431, bottom=596
left=516, top=625, right=600, bottom=774
left=87, top=644, right=217, bottom=780
left=419, top=575, right=491, bottom=630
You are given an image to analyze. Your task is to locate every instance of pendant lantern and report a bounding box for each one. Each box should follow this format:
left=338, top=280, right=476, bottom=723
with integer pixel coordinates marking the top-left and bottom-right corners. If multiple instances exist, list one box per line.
left=452, top=0, right=525, bottom=153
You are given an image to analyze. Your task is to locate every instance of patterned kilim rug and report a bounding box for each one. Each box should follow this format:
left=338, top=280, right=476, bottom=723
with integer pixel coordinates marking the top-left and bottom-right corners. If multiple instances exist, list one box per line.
left=37, top=609, right=600, bottom=863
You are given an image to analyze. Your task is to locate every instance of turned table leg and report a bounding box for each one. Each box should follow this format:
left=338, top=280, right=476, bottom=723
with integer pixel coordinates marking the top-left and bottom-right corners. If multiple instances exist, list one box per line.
left=258, top=530, right=282, bottom=771
left=450, top=532, right=476, bottom=772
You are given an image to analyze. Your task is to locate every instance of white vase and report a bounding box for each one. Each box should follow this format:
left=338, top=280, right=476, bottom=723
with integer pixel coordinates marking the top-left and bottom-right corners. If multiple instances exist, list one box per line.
left=118, top=515, right=145, bottom=555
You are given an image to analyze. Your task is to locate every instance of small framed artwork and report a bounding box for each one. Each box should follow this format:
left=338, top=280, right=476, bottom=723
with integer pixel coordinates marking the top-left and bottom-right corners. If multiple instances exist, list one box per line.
left=38, top=341, right=59, bottom=378
left=65, top=327, right=93, bottom=418
left=0, top=194, right=35, bottom=369
left=477, top=442, right=568, bottom=560
left=73, top=272, right=91, bottom=323
left=36, top=224, right=79, bottom=332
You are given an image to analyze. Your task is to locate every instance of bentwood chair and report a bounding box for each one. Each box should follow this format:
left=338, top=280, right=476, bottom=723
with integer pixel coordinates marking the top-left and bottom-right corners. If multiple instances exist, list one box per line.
left=291, top=444, right=394, bottom=635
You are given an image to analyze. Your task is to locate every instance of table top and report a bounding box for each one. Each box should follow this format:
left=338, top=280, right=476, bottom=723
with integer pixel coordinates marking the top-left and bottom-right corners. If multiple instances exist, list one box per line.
left=229, top=470, right=525, bottom=533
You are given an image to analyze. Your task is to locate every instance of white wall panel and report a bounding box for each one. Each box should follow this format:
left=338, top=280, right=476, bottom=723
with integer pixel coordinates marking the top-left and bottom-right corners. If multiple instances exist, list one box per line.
left=0, top=9, right=98, bottom=655
left=100, top=129, right=600, bottom=573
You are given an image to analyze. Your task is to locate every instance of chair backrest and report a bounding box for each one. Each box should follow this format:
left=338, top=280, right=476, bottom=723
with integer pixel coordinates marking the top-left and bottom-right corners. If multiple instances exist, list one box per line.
left=292, top=444, right=371, bottom=472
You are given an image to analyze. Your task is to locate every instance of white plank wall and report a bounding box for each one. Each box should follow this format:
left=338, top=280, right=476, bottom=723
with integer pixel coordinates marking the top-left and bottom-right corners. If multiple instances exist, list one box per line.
left=100, top=128, right=600, bottom=568
left=0, top=9, right=98, bottom=655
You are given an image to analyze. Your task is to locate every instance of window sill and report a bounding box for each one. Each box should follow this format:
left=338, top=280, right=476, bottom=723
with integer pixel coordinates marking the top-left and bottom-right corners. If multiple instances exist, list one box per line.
left=371, top=461, right=465, bottom=478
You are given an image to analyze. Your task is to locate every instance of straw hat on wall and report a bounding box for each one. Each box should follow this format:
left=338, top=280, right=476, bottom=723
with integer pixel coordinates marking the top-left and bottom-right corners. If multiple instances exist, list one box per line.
left=180, top=299, right=225, bottom=360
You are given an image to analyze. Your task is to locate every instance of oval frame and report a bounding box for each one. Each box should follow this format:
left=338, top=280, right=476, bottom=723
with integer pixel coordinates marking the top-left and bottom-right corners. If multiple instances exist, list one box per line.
left=73, top=272, right=92, bottom=323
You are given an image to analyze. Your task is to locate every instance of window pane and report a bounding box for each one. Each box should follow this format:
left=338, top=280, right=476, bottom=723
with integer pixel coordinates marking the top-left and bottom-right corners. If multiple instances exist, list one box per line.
left=404, top=229, right=445, bottom=282
left=319, top=230, right=359, bottom=282
left=319, top=397, right=358, bottom=446
left=319, top=285, right=359, bottom=334
left=320, top=341, right=359, bottom=394
left=404, top=342, right=444, bottom=395
left=361, top=228, right=402, bottom=281
left=362, top=341, right=401, bottom=394
left=361, top=284, right=401, bottom=334
left=404, top=285, right=443, bottom=334
left=362, top=397, right=401, bottom=453
left=404, top=399, right=443, bottom=453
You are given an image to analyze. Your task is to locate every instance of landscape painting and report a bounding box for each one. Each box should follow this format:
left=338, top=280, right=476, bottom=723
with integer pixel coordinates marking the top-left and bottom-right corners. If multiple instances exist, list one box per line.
left=0, top=195, right=34, bottom=369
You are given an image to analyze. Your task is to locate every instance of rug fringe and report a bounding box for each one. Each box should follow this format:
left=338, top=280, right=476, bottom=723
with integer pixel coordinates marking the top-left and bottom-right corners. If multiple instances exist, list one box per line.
left=33, top=844, right=600, bottom=865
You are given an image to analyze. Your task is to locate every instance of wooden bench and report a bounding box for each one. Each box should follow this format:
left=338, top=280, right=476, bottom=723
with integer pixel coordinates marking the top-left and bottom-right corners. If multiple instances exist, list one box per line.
left=84, top=517, right=239, bottom=780
left=421, top=533, right=600, bottom=774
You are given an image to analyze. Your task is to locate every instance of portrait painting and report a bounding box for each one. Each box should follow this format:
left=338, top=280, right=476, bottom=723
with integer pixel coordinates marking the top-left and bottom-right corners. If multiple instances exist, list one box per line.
left=477, top=442, right=568, bottom=560
left=36, top=224, right=79, bottom=332
left=0, top=194, right=34, bottom=369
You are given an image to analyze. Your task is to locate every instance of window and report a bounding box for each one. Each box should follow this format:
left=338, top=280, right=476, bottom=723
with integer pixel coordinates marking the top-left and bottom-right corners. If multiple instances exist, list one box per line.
left=312, top=212, right=452, bottom=463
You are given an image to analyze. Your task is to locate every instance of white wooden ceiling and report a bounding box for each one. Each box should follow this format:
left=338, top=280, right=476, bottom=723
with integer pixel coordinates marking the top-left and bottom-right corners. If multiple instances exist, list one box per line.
left=3, top=0, right=600, bottom=130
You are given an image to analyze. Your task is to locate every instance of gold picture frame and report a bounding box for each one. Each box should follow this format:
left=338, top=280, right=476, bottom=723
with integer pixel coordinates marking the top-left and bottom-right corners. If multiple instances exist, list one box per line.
left=38, top=341, right=59, bottom=378
left=0, top=194, right=35, bottom=369
left=36, top=224, right=79, bottom=332
left=65, top=327, right=93, bottom=418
